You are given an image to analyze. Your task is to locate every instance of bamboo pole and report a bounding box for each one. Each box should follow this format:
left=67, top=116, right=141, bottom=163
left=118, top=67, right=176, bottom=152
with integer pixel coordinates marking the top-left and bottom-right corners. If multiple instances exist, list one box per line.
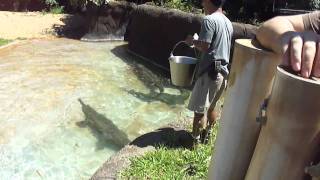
left=208, top=39, right=280, bottom=180
left=245, top=67, right=320, bottom=180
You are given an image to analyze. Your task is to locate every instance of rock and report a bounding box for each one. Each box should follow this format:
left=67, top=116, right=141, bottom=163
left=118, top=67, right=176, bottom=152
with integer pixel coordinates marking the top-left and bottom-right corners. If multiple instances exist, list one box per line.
left=90, top=145, right=155, bottom=180
left=82, top=1, right=137, bottom=41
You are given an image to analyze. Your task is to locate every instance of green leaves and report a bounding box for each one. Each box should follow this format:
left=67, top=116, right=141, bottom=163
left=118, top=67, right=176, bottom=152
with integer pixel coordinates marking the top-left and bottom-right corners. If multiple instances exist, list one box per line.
left=44, top=0, right=58, bottom=6
left=151, top=0, right=202, bottom=13
left=42, top=0, right=106, bottom=9
left=0, top=39, right=12, bottom=47
left=309, top=0, right=320, bottom=10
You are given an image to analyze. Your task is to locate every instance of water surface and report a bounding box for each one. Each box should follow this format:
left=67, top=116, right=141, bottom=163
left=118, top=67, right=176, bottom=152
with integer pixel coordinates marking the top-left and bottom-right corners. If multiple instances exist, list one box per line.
left=0, top=39, right=191, bottom=179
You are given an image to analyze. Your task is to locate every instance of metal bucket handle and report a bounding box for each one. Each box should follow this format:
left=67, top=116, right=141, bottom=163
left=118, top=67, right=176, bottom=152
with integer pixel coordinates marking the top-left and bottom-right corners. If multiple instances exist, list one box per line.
left=169, top=41, right=190, bottom=57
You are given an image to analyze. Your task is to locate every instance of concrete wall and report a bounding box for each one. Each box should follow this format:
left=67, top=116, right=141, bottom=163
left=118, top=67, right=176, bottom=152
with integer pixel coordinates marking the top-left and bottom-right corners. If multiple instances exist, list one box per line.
left=82, top=1, right=137, bottom=41
left=82, top=3, right=258, bottom=69
left=127, top=5, right=202, bottom=69
left=0, top=0, right=46, bottom=11
left=126, top=5, right=258, bottom=69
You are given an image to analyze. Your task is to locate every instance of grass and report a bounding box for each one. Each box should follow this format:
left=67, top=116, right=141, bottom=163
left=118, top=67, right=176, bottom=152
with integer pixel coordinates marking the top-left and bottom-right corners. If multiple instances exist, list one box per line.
left=120, top=124, right=219, bottom=179
left=0, top=38, right=12, bottom=47
left=120, top=97, right=224, bottom=179
left=42, top=6, right=64, bottom=15
left=49, top=6, right=64, bottom=14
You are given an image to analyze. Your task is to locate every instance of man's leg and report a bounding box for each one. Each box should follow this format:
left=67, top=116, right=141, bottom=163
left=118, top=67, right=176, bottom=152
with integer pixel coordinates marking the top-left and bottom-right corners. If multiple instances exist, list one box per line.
left=202, top=76, right=226, bottom=143
left=192, top=112, right=206, bottom=144
left=187, top=73, right=209, bottom=145
left=207, top=108, right=218, bottom=130
left=200, top=107, right=218, bottom=144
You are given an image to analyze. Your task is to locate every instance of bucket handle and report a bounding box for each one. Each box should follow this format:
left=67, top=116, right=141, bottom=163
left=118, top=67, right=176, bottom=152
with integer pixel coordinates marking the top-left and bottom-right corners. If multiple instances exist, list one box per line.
left=170, top=41, right=190, bottom=57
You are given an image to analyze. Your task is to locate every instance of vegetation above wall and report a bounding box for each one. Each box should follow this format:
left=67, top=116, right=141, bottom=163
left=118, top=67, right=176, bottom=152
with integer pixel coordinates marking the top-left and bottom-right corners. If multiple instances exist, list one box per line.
left=2, top=0, right=319, bottom=22
left=0, top=39, right=12, bottom=47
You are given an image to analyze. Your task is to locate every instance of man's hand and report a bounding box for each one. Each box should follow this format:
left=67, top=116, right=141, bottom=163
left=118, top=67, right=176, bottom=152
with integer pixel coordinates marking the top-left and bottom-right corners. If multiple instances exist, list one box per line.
left=280, top=31, right=320, bottom=78
left=256, top=14, right=320, bottom=78
left=184, top=35, right=210, bottom=52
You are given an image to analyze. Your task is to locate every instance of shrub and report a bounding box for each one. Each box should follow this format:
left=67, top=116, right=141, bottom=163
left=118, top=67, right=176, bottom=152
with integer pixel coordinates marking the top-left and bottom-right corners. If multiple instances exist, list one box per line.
left=309, top=0, right=320, bottom=10
left=0, top=39, right=12, bottom=47
left=49, top=5, right=64, bottom=13
left=149, top=0, right=201, bottom=13
left=44, top=0, right=58, bottom=6
left=41, top=0, right=106, bottom=12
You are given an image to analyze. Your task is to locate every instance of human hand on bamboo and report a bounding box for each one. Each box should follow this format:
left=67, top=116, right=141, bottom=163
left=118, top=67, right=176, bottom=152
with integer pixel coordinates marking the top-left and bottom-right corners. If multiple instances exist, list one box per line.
left=279, top=31, right=320, bottom=78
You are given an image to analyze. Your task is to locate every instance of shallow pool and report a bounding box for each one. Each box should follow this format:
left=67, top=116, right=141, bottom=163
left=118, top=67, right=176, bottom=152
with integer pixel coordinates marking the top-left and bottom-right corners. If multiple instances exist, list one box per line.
left=0, top=39, right=191, bottom=179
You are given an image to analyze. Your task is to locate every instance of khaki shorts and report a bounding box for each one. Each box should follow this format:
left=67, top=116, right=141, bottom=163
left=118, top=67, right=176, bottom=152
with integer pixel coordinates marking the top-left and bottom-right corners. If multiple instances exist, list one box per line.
left=188, top=72, right=225, bottom=113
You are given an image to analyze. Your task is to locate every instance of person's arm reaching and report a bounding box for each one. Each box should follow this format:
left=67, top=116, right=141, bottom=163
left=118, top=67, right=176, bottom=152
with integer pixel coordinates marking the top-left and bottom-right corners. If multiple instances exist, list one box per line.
left=185, top=18, right=214, bottom=53
left=185, top=35, right=210, bottom=52
left=256, top=14, right=320, bottom=78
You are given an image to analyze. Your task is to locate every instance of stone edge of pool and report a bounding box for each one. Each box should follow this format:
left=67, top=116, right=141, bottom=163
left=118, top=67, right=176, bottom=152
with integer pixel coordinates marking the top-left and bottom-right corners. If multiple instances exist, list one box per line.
left=0, top=40, right=20, bottom=50
left=90, top=118, right=193, bottom=179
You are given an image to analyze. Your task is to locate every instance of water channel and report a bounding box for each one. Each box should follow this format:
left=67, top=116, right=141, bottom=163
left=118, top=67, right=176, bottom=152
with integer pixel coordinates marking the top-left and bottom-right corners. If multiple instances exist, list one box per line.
left=0, top=39, right=191, bottom=179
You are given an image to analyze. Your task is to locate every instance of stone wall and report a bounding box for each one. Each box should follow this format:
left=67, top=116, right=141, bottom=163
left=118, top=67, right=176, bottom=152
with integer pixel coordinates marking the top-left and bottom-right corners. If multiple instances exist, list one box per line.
left=0, top=0, right=46, bottom=11
left=81, top=1, right=137, bottom=41
left=126, top=5, right=258, bottom=69
left=127, top=5, right=202, bottom=69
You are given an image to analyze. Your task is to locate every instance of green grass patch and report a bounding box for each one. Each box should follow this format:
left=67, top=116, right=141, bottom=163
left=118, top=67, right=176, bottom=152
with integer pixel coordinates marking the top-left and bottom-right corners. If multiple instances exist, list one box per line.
left=42, top=5, right=64, bottom=15
left=49, top=6, right=64, bottom=14
left=0, top=39, right=12, bottom=47
left=120, top=124, right=219, bottom=179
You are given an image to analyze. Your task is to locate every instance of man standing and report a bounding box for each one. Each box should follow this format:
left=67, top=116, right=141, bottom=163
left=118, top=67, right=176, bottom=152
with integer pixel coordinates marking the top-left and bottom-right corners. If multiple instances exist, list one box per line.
left=185, top=0, right=233, bottom=145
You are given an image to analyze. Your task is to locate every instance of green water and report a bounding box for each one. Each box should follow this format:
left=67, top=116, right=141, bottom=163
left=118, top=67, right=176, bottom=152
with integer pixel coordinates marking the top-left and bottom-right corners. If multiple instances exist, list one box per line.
left=0, top=39, right=191, bottom=179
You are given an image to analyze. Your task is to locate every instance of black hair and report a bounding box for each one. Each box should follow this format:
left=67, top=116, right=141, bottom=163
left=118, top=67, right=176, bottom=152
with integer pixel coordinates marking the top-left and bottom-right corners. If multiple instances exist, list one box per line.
left=210, top=0, right=225, bottom=7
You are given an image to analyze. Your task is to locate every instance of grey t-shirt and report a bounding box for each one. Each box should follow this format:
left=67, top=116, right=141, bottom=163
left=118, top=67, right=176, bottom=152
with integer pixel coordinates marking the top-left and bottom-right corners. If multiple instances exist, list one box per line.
left=197, top=12, right=233, bottom=75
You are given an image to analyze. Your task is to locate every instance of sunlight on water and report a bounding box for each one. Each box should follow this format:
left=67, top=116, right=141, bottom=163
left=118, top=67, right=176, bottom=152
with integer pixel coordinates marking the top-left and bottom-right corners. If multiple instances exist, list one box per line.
left=0, top=39, right=191, bottom=179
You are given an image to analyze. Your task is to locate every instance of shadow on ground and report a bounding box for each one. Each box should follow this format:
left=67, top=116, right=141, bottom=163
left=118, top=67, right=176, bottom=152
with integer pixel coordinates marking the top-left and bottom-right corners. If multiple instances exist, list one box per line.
left=77, top=99, right=130, bottom=149
left=52, top=14, right=89, bottom=39
left=125, top=89, right=189, bottom=106
left=77, top=98, right=193, bottom=150
left=130, top=127, right=193, bottom=149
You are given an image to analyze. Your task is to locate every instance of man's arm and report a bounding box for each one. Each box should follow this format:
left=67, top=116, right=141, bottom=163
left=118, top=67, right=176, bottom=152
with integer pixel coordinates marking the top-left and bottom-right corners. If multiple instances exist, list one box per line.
left=256, top=15, right=304, bottom=54
left=185, top=17, right=214, bottom=53
left=193, top=40, right=210, bottom=52
left=256, top=14, right=320, bottom=78
left=185, top=35, right=210, bottom=52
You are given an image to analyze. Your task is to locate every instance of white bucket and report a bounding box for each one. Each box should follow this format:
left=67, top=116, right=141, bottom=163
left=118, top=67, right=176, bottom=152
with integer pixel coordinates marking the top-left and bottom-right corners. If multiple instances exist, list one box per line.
left=168, top=42, right=198, bottom=87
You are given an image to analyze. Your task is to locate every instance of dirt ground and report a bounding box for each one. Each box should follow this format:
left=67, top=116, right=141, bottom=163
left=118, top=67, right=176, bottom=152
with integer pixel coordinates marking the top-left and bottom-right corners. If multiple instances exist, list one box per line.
left=0, top=11, right=86, bottom=39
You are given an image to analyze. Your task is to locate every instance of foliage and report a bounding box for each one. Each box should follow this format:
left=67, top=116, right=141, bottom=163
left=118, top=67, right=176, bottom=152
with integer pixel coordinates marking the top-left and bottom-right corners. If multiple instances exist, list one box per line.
left=149, top=0, right=201, bottom=13
left=163, top=0, right=199, bottom=13
left=49, top=5, right=64, bottom=14
left=309, top=0, right=320, bottom=10
left=65, top=0, right=105, bottom=8
left=0, top=39, right=12, bottom=47
left=40, top=0, right=106, bottom=12
left=45, top=0, right=59, bottom=6
left=120, top=124, right=219, bottom=179
left=271, top=0, right=320, bottom=10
